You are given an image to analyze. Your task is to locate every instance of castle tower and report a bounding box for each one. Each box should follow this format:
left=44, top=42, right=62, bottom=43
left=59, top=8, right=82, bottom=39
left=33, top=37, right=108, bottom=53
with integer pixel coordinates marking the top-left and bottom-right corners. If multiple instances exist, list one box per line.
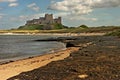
left=45, top=14, right=54, bottom=24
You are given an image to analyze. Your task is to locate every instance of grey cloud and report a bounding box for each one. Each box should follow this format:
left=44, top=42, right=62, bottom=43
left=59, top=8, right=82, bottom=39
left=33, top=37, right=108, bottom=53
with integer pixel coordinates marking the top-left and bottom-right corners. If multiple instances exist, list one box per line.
left=48, top=0, right=120, bottom=15
left=91, top=0, right=120, bottom=8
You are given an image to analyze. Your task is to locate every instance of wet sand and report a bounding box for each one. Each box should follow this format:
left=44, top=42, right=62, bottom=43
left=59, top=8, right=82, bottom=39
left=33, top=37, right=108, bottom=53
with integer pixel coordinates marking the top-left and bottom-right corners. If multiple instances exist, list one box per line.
left=0, top=47, right=79, bottom=80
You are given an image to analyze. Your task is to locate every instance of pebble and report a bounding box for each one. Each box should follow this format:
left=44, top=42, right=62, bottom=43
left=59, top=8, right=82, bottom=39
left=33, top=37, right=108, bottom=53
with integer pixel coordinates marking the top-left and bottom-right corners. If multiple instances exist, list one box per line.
left=78, top=74, right=88, bottom=79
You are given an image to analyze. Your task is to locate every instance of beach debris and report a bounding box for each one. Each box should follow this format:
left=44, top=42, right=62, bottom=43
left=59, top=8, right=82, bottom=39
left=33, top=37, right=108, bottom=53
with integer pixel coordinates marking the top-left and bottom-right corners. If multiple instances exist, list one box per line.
left=14, top=78, right=20, bottom=80
left=78, top=74, right=88, bottom=79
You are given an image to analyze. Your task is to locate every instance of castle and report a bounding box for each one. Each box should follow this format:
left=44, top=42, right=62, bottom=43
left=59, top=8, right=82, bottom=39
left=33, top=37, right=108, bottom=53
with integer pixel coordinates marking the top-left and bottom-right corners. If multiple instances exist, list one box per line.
left=26, top=14, right=61, bottom=25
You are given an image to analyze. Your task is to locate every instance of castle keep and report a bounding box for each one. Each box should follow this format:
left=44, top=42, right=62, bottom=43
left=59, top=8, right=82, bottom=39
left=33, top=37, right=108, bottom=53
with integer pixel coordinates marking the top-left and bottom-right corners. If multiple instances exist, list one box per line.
left=26, top=14, right=61, bottom=25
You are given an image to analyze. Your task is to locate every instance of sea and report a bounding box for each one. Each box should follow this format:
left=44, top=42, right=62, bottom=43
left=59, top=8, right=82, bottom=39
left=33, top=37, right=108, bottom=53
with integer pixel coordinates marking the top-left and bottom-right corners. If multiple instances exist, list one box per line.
left=0, top=35, right=66, bottom=63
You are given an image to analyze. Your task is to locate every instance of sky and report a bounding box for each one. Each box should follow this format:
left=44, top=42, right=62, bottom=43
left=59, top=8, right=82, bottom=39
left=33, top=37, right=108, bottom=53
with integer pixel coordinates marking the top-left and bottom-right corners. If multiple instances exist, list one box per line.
left=0, top=0, right=120, bottom=29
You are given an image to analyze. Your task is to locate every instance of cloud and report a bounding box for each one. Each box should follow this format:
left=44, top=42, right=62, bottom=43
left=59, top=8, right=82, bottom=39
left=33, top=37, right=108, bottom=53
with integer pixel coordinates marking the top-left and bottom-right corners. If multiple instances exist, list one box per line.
left=27, top=3, right=40, bottom=12
left=49, top=0, right=120, bottom=15
left=49, top=0, right=93, bottom=15
left=8, top=3, right=18, bottom=7
left=91, top=0, right=120, bottom=8
left=0, top=7, right=2, bottom=10
left=0, top=13, right=6, bottom=19
left=0, top=13, right=5, bottom=15
left=69, top=16, right=98, bottom=21
left=0, top=16, right=2, bottom=19
left=54, top=12, right=69, bottom=17
left=0, top=0, right=18, bottom=7
left=10, top=13, right=45, bottom=22
left=0, top=0, right=17, bottom=3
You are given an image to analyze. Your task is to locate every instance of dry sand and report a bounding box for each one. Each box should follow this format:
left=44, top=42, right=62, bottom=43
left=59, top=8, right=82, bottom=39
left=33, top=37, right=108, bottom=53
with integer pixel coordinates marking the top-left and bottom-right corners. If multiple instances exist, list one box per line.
left=0, top=47, right=79, bottom=80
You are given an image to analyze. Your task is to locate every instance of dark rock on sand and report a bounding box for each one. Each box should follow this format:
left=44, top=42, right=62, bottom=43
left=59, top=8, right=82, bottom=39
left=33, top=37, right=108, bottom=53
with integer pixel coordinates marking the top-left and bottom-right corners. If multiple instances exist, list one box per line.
left=34, top=37, right=78, bottom=42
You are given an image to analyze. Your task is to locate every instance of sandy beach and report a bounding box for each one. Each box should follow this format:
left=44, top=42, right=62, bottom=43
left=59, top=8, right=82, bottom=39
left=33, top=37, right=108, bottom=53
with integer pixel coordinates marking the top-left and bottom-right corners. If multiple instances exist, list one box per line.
left=1, top=35, right=119, bottom=80
left=0, top=47, right=79, bottom=80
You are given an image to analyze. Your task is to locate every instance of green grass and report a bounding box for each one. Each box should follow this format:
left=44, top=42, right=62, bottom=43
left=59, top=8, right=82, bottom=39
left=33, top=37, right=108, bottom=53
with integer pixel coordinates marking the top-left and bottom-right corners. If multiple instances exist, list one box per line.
left=18, top=24, right=44, bottom=30
left=53, top=23, right=65, bottom=29
left=105, top=30, right=120, bottom=37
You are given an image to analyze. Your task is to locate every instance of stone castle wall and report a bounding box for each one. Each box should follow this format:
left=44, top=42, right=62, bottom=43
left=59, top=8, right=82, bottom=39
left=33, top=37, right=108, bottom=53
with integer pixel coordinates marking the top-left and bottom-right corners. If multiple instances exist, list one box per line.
left=26, top=14, right=61, bottom=25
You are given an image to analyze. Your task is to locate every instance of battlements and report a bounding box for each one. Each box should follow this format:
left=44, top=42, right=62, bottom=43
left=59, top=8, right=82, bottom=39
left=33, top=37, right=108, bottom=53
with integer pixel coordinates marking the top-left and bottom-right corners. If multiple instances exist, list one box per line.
left=26, top=14, right=61, bottom=25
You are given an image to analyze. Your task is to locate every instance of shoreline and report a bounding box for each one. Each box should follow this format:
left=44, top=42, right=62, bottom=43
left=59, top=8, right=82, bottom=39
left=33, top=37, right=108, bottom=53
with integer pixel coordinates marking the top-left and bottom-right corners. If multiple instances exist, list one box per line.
left=0, top=47, right=66, bottom=65
left=0, top=47, right=79, bottom=80
left=0, top=32, right=105, bottom=36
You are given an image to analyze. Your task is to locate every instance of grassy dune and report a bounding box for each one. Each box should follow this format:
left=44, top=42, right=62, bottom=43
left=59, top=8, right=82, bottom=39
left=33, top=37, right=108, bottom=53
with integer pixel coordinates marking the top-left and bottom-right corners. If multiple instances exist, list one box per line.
left=0, top=26, right=120, bottom=34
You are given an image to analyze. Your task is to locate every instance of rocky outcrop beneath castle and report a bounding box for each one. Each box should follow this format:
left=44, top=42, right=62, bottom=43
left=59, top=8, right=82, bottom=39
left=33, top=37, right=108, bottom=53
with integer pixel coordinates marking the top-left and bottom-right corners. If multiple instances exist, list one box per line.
left=18, top=23, right=65, bottom=30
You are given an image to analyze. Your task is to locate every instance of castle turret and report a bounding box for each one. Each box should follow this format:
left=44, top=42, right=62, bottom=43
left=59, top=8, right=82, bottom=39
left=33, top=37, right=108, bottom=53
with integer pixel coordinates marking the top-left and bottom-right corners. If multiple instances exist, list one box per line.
left=57, top=17, right=61, bottom=24
left=54, top=17, right=61, bottom=24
